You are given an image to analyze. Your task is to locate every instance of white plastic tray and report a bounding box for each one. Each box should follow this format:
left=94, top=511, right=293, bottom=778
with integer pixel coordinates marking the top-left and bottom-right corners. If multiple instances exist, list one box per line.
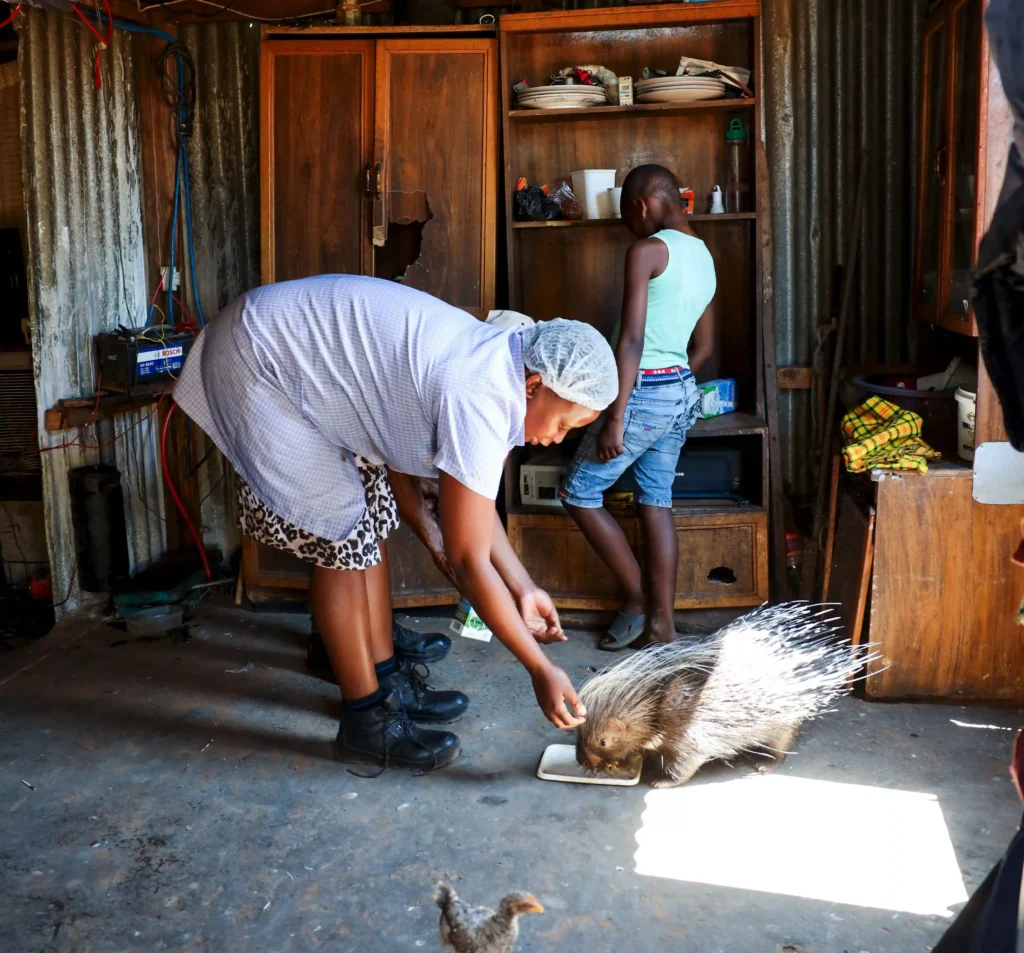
left=536, top=744, right=642, bottom=786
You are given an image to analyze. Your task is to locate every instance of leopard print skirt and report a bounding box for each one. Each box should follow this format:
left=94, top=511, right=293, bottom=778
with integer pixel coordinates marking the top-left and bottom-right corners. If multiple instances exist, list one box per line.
left=237, top=456, right=400, bottom=570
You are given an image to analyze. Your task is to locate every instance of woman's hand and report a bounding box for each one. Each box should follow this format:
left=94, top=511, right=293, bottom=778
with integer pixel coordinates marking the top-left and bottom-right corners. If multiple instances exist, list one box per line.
left=597, top=416, right=625, bottom=462
left=438, top=474, right=581, bottom=728
left=531, top=663, right=586, bottom=729
left=517, top=588, right=566, bottom=643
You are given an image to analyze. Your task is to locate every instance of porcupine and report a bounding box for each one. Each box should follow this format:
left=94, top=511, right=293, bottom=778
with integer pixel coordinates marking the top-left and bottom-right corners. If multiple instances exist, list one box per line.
left=575, top=602, right=880, bottom=788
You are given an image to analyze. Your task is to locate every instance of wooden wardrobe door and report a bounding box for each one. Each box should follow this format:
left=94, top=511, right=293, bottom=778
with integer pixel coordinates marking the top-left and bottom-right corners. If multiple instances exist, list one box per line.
left=261, top=40, right=375, bottom=283
left=373, top=39, right=498, bottom=317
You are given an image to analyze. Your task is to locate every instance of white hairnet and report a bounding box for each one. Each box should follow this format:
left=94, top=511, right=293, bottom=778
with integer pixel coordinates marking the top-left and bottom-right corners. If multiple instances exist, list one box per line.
left=520, top=317, right=618, bottom=411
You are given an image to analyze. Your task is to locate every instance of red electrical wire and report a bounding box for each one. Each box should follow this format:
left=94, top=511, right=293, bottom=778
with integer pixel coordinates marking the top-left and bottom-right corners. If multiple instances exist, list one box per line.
left=69, top=0, right=112, bottom=46
left=40, top=395, right=165, bottom=455
left=0, top=4, right=23, bottom=29
left=69, top=0, right=112, bottom=89
left=161, top=403, right=212, bottom=580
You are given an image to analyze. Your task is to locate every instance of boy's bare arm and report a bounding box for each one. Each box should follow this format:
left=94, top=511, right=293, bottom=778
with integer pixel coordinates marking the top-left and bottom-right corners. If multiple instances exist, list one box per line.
left=598, top=238, right=667, bottom=461
left=688, top=299, right=716, bottom=374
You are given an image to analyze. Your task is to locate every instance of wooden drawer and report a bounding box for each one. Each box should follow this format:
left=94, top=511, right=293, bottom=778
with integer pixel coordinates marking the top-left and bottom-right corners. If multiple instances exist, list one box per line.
left=508, top=506, right=768, bottom=611
left=671, top=507, right=769, bottom=608
left=506, top=512, right=639, bottom=610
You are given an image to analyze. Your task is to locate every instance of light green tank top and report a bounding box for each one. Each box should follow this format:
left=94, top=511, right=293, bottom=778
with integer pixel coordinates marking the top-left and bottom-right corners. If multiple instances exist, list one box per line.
left=637, top=228, right=717, bottom=370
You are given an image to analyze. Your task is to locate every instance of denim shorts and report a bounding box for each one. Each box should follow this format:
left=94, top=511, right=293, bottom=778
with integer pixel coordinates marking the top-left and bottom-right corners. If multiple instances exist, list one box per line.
left=560, top=369, right=701, bottom=509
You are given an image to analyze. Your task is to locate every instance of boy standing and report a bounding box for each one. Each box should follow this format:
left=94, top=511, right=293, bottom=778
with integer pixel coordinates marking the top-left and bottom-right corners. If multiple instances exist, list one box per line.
left=560, top=164, right=717, bottom=648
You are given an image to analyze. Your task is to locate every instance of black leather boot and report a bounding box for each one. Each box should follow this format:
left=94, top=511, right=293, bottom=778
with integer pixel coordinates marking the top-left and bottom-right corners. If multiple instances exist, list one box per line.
left=392, top=621, right=452, bottom=663
left=308, top=621, right=452, bottom=680
left=335, top=690, right=460, bottom=773
left=377, top=659, right=469, bottom=724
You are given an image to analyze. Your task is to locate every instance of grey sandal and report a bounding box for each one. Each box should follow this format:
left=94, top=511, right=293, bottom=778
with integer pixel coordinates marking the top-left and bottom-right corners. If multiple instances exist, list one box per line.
left=599, top=611, right=646, bottom=651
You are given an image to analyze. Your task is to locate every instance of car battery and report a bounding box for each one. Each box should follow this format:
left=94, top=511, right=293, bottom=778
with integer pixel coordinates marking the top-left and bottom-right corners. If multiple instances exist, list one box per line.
left=95, top=330, right=194, bottom=396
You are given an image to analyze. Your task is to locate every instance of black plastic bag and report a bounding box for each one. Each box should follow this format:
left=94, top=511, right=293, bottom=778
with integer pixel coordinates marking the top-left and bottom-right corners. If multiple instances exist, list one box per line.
left=514, top=184, right=561, bottom=221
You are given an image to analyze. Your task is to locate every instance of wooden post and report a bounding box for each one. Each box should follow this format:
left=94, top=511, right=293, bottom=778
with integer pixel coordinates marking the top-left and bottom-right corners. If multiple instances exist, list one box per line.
left=756, top=138, right=788, bottom=598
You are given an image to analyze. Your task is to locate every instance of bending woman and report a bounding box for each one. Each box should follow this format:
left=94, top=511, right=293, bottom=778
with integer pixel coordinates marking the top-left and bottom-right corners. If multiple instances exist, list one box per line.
left=173, top=275, right=618, bottom=771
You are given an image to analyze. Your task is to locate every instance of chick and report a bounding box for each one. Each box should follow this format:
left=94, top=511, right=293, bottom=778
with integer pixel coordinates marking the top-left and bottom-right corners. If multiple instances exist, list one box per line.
left=434, top=882, right=543, bottom=953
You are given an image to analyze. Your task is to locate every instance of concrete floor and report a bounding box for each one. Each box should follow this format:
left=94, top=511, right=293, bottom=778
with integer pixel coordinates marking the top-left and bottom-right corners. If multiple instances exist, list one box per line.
left=0, top=600, right=1021, bottom=953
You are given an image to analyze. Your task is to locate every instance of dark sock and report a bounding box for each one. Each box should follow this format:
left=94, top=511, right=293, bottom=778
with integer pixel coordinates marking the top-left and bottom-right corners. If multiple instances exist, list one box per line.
left=374, top=656, right=398, bottom=677
left=343, top=688, right=384, bottom=711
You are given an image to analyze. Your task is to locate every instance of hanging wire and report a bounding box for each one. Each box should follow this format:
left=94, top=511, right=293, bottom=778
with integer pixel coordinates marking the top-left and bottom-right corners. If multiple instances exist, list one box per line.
left=81, top=8, right=209, bottom=328
left=158, top=42, right=206, bottom=327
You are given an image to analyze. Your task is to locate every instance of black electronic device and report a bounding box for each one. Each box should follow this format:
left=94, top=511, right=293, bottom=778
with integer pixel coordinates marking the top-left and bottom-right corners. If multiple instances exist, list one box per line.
left=672, top=447, right=743, bottom=497
left=611, top=447, right=745, bottom=500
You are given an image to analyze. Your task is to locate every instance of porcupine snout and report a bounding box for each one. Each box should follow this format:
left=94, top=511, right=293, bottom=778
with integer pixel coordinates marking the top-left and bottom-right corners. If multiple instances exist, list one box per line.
left=575, top=730, right=596, bottom=770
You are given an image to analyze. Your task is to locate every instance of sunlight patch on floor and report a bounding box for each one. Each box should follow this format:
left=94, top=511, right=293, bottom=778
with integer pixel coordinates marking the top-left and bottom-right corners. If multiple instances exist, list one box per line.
left=633, top=774, right=968, bottom=917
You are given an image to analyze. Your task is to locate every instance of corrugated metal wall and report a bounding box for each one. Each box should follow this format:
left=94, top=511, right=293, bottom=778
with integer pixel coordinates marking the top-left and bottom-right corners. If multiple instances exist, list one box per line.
left=176, top=21, right=261, bottom=558
left=763, top=0, right=923, bottom=495
left=19, top=13, right=259, bottom=613
left=18, top=2, right=921, bottom=605
left=19, top=7, right=165, bottom=614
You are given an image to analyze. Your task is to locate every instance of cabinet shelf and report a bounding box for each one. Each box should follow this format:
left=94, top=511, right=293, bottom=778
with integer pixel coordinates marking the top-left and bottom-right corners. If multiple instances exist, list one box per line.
left=512, top=213, right=756, bottom=229
left=689, top=412, right=767, bottom=436
left=501, top=4, right=773, bottom=610
left=509, top=97, right=755, bottom=122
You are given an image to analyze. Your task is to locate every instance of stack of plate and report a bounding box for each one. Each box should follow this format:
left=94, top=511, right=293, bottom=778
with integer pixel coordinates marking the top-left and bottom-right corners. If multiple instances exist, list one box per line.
left=635, top=75, right=728, bottom=104
left=516, top=84, right=609, bottom=110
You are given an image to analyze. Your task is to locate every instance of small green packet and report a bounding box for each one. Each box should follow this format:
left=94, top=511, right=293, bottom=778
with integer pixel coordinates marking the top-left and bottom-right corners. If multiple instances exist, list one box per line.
left=449, top=598, right=493, bottom=643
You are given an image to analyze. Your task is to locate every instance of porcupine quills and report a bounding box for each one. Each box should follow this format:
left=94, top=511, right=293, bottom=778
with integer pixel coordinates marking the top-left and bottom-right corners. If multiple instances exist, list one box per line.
left=575, top=602, right=882, bottom=788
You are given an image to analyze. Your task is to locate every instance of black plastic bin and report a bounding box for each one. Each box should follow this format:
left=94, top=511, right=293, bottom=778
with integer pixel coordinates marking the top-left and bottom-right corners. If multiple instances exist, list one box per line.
left=69, top=464, right=130, bottom=592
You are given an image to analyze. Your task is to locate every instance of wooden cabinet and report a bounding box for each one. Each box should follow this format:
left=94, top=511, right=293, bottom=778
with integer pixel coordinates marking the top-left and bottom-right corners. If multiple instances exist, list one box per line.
left=507, top=507, right=768, bottom=611
left=261, top=40, right=376, bottom=282
left=372, top=39, right=498, bottom=315
left=914, top=0, right=991, bottom=335
left=867, top=469, right=1024, bottom=701
left=248, top=26, right=498, bottom=605
left=500, top=3, right=771, bottom=611
left=914, top=0, right=1012, bottom=450
left=260, top=28, right=497, bottom=306
left=866, top=3, right=1022, bottom=702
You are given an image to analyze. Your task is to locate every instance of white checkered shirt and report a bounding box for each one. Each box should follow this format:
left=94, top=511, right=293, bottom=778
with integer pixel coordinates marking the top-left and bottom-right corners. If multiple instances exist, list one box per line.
left=174, top=275, right=525, bottom=540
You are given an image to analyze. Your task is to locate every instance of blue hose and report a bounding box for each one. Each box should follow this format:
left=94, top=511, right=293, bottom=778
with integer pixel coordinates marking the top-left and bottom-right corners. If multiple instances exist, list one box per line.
left=87, top=11, right=205, bottom=328
left=168, top=156, right=182, bottom=326
left=181, top=147, right=206, bottom=327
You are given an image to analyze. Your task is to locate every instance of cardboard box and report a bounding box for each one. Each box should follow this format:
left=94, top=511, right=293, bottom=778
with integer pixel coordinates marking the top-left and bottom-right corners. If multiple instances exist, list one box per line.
left=449, top=599, right=493, bottom=642
left=697, top=379, right=737, bottom=418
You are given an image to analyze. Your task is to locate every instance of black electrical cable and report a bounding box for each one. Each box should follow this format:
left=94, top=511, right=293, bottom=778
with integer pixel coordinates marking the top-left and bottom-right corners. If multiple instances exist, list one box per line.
left=186, top=439, right=216, bottom=477
left=159, top=42, right=197, bottom=140
left=181, top=0, right=235, bottom=17
left=137, top=1, right=336, bottom=21
left=200, top=471, right=224, bottom=507
left=0, top=496, right=30, bottom=568
left=126, top=411, right=170, bottom=525
left=52, top=559, right=79, bottom=608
